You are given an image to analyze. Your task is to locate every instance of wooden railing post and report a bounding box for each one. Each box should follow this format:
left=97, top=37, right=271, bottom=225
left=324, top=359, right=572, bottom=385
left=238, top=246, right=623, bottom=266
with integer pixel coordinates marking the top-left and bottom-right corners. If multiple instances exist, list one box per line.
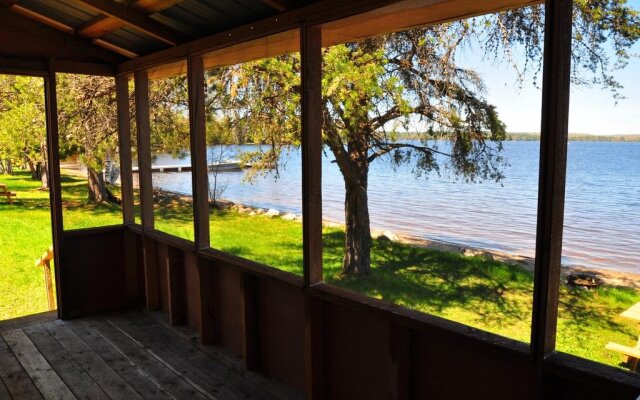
left=301, top=23, right=326, bottom=400
left=531, top=0, right=573, bottom=396
left=44, top=62, right=65, bottom=318
left=116, top=75, right=135, bottom=225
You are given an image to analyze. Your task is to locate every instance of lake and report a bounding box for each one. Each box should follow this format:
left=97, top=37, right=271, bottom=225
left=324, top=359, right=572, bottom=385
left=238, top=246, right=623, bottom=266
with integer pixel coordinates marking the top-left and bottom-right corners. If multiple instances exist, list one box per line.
left=149, top=141, right=640, bottom=274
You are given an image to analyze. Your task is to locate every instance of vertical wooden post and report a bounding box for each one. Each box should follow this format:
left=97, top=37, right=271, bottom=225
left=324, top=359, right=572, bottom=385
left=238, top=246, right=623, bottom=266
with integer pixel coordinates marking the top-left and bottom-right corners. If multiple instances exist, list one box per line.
left=142, top=236, right=159, bottom=311
left=43, top=259, right=55, bottom=311
left=188, top=55, right=210, bottom=250
left=241, top=273, right=260, bottom=371
left=167, top=247, right=186, bottom=325
left=116, top=75, right=135, bottom=225
left=531, top=0, right=573, bottom=394
left=44, top=63, right=65, bottom=318
left=301, top=24, right=325, bottom=400
left=197, top=258, right=216, bottom=344
left=134, top=70, right=154, bottom=231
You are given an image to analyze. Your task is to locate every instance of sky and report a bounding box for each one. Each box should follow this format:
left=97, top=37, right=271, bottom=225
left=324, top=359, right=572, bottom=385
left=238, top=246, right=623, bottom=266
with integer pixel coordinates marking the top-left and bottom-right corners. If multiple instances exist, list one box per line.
left=465, top=1, right=640, bottom=135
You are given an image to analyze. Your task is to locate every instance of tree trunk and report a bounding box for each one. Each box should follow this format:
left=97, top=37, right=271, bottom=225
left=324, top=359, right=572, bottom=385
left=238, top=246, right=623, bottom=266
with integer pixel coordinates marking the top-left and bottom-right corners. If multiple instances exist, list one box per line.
left=342, top=171, right=372, bottom=275
left=88, top=166, right=107, bottom=202
left=39, top=163, right=49, bottom=189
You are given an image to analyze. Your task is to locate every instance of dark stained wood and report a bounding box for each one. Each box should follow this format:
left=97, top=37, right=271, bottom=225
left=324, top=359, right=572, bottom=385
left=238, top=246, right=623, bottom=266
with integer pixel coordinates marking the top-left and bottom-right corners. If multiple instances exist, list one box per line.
left=10, top=4, right=75, bottom=34
left=301, top=24, right=323, bottom=287
left=183, top=252, right=201, bottom=331
left=0, top=6, right=122, bottom=63
left=60, top=228, right=129, bottom=317
left=257, top=280, right=305, bottom=391
left=134, top=70, right=154, bottom=230
left=388, top=322, right=410, bottom=400
left=117, top=75, right=135, bottom=225
left=241, top=274, right=260, bottom=371
left=77, top=0, right=183, bottom=39
left=187, top=55, right=210, bottom=250
left=531, top=0, right=573, bottom=370
left=197, top=258, right=216, bottom=344
left=304, top=295, right=325, bottom=399
left=50, top=59, right=117, bottom=76
left=44, top=66, right=65, bottom=320
left=124, top=229, right=140, bottom=303
left=71, top=0, right=186, bottom=46
left=0, top=376, right=10, bottom=400
left=24, top=324, right=110, bottom=400
left=167, top=246, right=187, bottom=325
left=143, top=236, right=160, bottom=311
left=0, top=335, right=43, bottom=399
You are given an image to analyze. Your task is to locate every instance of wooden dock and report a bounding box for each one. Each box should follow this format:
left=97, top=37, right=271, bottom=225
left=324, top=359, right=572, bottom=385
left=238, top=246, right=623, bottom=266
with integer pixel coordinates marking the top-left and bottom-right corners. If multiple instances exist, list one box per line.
left=132, top=161, right=249, bottom=174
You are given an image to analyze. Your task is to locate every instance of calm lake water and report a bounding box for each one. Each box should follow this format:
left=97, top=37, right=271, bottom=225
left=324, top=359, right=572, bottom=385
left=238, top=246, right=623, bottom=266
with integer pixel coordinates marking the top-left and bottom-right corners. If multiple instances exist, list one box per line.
left=150, top=141, right=640, bottom=274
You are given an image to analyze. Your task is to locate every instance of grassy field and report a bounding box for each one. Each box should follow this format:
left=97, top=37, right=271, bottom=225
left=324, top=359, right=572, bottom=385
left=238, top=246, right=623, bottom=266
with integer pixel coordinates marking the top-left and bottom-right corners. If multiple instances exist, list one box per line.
left=1, top=171, right=639, bottom=370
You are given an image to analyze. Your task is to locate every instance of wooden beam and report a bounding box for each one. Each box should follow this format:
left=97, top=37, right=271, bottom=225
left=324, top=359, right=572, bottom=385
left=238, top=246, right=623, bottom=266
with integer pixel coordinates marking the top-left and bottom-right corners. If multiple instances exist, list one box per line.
left=50, top=60, right=116, bottom=76
left=197, top=257, right=216, bottom=344
left=116, top=75, right=135, bottom=225
left=142, top=237, right=160, bottom=311
left=262, top=0, right=289, bottom=12
left=0, top=57, right=47, bottom=76
left=77, top=0, right=183, bottom=39
left=187, top=56, right=210, bottom=250
left=301, top=24, right=323, bottom=287
left=134, top=70, right=154, bottom=231
left=93, top=39, right=139, bottom=59
left=118, top=0, right=541, bottom=75
left=10, top=5, right=75, bottom=34
left=72, top=0, right=185, bottom=45
left=44, top=64, right=65, bottom=319
left=0, top=7, right=122, bottom=64
left=304, top=295, right=325, bottom=399
left=530, top=0, right=573, bottom=383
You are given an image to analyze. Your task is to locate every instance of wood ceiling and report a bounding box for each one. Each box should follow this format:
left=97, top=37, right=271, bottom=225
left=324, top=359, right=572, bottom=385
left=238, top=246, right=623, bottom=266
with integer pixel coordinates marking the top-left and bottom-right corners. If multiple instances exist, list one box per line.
left=0, top=0, right=310, bottom=65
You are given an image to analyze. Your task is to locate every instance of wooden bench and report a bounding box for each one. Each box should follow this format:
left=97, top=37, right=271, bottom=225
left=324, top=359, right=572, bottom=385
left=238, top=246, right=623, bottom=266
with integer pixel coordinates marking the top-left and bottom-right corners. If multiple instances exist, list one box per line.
left=0, top=183, right=16, bottom=204
left=605, top=342, right=640, bottom=371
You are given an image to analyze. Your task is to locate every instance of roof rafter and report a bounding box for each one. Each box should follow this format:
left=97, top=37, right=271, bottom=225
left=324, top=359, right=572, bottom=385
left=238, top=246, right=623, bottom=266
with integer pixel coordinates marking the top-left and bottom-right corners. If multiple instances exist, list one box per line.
left=0, top=5, right=123, bottom=64
left=76, top=0, right=184, bottom=42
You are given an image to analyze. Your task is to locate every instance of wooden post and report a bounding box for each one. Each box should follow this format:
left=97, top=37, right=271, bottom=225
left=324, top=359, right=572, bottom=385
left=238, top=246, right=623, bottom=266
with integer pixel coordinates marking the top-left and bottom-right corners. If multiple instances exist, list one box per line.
left=44, top=62, right=65, bottom=319
left=142, top=236, right=160, bottom=311
left=167, top=247, right=186, bottom=325
left=134, top=70, right=154, bottom=231
left=530, top=0, right=573, bottom=394
left=188, top=55, right=210, bottom=250
left=301, top=24, right=323, bottom=288
left=241, top=273, right=260, bottom=371
left=116, top=75, right=135, bottom=225
left=301, top=24, right=326, bottom=400
left=43, top=258, right=55, bottom=311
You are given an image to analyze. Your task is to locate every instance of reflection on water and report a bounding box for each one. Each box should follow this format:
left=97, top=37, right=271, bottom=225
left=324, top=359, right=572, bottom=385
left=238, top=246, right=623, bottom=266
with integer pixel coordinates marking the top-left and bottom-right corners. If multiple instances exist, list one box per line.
left=149, top=141, right=640, bottom=274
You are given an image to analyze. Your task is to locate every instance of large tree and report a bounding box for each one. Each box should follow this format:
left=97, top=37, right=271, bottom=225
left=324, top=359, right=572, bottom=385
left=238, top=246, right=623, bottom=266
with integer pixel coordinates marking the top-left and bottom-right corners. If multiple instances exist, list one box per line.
left=205, top=1, right=639, bottom=275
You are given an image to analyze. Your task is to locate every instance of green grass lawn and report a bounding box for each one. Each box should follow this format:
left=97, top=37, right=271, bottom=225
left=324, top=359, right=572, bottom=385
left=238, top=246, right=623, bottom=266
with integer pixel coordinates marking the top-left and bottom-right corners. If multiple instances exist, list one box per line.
left=1, top=170, right=639, bottom=370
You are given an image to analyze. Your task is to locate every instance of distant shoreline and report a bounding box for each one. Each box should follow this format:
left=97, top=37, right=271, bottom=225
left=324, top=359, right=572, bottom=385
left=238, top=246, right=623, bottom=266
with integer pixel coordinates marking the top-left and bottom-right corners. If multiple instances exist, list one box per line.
left=391, top=132, right=640, bottom=142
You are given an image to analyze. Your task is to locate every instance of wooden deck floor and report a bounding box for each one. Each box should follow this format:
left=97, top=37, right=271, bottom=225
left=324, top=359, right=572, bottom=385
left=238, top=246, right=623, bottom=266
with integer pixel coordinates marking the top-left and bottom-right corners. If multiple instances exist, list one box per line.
left=0, top=310, right=300, bottom=400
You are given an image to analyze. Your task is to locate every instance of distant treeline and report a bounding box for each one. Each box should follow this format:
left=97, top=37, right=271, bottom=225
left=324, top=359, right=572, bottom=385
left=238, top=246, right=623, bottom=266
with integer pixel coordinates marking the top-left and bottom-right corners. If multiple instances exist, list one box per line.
left=392, top=132, right=640, bottom=142
left=507, top=132, right=640, bottom=142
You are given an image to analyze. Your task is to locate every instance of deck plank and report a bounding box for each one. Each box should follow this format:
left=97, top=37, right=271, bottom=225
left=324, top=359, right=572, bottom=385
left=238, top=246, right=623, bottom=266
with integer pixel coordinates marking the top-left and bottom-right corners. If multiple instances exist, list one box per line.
left=23, top=324, right=110, bottom=400
left=106, top=312, right=253, bottom=400
left=0, top=373, right=11, bottom=400
left=1, top=329, right=76, bottom=400
left=67, top=320, right=175, bottom=400
left=0, top=333, right=44, bottom=399
left=43, top=322, right=144, bottom=400
left=80, top=317, right=212, bottom=400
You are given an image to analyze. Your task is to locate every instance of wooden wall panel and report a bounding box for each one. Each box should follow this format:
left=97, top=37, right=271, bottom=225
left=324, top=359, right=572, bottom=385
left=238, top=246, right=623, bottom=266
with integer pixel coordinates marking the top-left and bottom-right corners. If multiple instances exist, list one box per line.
left=214, top=265, right=244, bottom=357
left=258, top=280, right=306, bottom=391
left=157, top=243, right=170, bottom=314
left=59, top=228, right=128, bottom=318
left=411, top=332, right=530, bottom=400
left=184, top=251, right=201, bottom=331
left=323, top=302, right=389, bottom=399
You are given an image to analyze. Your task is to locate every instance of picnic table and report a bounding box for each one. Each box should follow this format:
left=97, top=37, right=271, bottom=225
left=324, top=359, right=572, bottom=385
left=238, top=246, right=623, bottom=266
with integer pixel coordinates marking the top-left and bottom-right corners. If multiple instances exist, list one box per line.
left=606, top=302, right=640, bottom=371
left=0, top=183, right=16, bottom=204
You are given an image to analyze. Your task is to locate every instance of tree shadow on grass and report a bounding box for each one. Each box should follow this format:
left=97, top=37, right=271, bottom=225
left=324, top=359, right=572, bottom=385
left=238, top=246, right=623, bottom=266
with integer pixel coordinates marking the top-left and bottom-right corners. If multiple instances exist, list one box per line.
left=322, top=230, right=639, bottom=339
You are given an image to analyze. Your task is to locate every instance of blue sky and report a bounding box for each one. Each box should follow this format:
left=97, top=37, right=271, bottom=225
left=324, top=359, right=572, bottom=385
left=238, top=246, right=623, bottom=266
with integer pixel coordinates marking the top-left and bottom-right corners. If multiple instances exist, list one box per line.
left=470, top=1, right=640, bottom=135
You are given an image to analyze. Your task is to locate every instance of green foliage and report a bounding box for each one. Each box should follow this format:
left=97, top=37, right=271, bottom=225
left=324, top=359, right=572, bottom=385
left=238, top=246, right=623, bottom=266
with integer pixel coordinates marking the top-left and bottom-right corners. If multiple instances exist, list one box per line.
left=0, top=76, right=46, bottom=173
